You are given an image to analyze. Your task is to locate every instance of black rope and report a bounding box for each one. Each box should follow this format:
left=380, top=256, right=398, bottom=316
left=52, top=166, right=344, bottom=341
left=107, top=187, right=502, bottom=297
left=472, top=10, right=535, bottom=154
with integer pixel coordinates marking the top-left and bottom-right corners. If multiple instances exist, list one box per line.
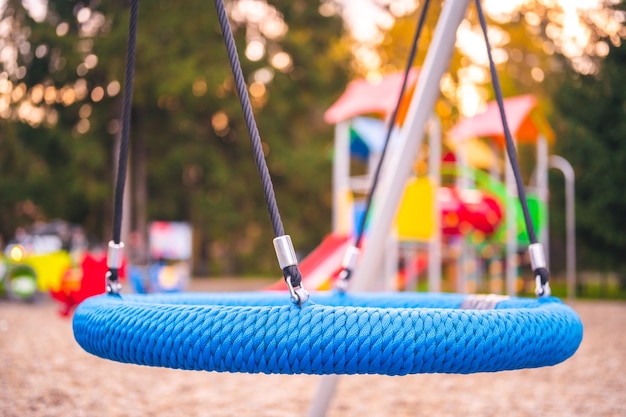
left=213, top=0, right=304, bottom=288
left=109, top=0, right=139, bottom=284
left=339, top=0, right=432, bottom=283
left=475, top=0, right=549, bottom=288
left=213, top=0, right=285, bottom=238
left=355, top=0, right=431, bottom=249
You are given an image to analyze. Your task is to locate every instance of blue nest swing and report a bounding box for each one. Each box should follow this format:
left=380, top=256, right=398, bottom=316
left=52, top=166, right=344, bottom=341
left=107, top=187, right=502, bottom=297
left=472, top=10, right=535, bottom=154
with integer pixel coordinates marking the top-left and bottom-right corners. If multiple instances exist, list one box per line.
left=74, top=292, right=582, bottom=375
left=72, top=0, right=583, bottom=377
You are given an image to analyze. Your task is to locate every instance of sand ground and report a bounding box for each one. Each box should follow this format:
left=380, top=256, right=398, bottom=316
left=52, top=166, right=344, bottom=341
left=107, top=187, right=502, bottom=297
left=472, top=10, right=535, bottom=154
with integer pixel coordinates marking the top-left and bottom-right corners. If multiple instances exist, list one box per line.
left=1, top=278, right=625, bottom=417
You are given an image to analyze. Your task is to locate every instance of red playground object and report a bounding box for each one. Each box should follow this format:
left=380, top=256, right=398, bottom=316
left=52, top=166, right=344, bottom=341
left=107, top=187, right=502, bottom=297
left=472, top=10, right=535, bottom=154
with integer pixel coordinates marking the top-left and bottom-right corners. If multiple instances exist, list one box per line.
left=50, top=252, right=125, bottom=316
left=438, top=187, right=503, bottom=237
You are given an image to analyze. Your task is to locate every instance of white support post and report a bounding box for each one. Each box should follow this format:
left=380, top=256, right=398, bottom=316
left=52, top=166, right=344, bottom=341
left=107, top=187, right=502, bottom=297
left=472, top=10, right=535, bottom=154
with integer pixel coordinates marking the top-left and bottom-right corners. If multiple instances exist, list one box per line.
left=505, top=146, right=518, bottom=296
left=489, top=140, right=500, bottom=179
left=456, top=137, right=469, bottom=294
left=349, top=0, right=471, bottom=293
left=332, top=121, right=352, bottom=234
left=307, top=376, right=340, bottom=417
left=385, top=232, right=399, bottom=290
left=428, top=116, right=442, bottom=292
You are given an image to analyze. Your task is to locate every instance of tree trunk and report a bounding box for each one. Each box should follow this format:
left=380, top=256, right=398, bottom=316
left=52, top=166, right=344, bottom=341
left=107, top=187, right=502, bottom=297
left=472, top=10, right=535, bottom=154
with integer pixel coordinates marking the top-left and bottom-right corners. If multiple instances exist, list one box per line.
left=132, top=111, right=148, bottom=264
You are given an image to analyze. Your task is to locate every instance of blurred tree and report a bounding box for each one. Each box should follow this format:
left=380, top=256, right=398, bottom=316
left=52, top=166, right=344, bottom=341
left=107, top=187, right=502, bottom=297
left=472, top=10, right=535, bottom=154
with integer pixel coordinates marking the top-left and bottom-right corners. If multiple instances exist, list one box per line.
left=549, top=3, right=626, bottom=278
left=0, top=1, right=114, bottom=241
left=374, top=0, right=625, bottom=119
left=373, top=1, right=465, bottom=131
left=0, top=1, right=351, bottom=275
left=370, top=0, right=626, bottom=276
left=118, top=0, right=351, bottom=274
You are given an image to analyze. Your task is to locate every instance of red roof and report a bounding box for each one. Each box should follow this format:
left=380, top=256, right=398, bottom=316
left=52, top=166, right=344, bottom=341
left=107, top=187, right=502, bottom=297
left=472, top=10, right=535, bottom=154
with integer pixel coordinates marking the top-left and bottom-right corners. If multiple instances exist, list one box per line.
left=324, top=69, right=419, bottom=124
left=448, top=95, right=554, bottom=145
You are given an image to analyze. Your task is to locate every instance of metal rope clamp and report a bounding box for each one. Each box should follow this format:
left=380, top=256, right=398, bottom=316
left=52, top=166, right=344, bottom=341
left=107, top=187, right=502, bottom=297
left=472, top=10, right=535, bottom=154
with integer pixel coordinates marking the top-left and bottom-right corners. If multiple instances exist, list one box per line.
left=106, top=241, right=125, bottom=295
left=273, top=235, right=309, bottom=306
left=336, top=245, right=360, bottom=292
left=529, top=243, right=551, bottom=297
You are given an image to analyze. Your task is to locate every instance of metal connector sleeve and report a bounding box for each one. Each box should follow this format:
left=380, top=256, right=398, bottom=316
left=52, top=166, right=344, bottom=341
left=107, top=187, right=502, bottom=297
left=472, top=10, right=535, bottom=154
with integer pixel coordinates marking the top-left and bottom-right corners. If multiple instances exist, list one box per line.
left=341, top=246, right=360, bottom=271
left=528, top=243, right=546, bottom=271
left=107, top=241, right=125, bottom=270
left=273, top=235, right=298, bottom=269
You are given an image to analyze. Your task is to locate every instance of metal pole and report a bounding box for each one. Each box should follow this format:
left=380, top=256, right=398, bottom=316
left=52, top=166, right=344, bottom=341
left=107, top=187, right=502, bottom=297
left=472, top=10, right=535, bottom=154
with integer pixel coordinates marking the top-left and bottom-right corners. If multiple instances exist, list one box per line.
left=307, top=376, right=340, bottom=417
left=549, top=155, right=576, bottom=299
left=385, top=232, right=399, bottom=290
left=350, top=0, right=471, bottom=292
left=308, top=2, right=470, bottom=416
left=309, top=122, right=349, bottom=417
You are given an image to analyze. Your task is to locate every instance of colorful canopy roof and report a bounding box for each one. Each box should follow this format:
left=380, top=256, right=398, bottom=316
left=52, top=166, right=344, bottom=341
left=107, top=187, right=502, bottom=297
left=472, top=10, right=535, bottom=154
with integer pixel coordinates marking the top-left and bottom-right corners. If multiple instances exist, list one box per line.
left=448, top=95, right=555, bottom=145
left=324, top=69, right=419, bottom=124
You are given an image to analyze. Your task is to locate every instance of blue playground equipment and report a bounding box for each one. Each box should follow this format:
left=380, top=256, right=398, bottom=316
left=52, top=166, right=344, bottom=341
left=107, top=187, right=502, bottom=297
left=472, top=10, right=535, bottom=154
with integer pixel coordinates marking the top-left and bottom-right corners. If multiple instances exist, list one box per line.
left=75, top=291, right=581, bottom=375
left=128, top=221, right=192, bottom=294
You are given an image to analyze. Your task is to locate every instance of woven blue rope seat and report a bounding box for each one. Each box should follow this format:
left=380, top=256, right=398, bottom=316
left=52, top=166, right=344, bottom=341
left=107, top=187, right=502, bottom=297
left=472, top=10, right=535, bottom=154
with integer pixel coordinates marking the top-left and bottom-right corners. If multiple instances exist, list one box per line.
left=73, top=292, right=582, bottom=375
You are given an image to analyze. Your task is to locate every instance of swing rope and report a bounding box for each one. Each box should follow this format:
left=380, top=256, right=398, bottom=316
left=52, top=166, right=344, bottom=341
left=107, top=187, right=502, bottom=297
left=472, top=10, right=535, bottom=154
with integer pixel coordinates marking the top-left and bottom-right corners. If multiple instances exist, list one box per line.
left=475, top=0, right=550, bottom=296
left=105, top=0, right=307, bottom=304
left=337, top=0, right=432, bottom=289
left=213, top=0, right=307, bottom=305
left=72, top=0, right=583, bottom=377
left=105, top=0, right=138, bottom=294
left=214, top=0, right=284, bottom=239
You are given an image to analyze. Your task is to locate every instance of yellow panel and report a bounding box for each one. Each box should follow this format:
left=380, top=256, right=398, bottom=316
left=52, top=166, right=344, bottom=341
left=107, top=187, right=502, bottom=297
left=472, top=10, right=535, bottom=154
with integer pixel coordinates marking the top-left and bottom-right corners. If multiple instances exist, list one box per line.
left=445, top=137, right=496, bottom=170
left=24, top=251, right=72, bottom=292
left=335, top=190, right=354, bottom=235
left=397, top=177, right=434, bottom=241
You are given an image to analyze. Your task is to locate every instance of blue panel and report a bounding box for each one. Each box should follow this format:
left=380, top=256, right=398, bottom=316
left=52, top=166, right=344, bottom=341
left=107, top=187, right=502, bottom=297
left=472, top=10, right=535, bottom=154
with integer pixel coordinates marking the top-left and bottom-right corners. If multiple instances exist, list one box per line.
left=349, top=128, right=370, bottom=161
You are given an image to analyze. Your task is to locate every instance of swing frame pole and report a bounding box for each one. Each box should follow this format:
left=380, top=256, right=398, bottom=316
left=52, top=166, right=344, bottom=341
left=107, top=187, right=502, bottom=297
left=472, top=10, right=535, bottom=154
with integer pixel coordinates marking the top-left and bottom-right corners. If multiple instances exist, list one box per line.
left=307, top=1, right=470, bottom=415
left=350, top=0, right=471, bottom=293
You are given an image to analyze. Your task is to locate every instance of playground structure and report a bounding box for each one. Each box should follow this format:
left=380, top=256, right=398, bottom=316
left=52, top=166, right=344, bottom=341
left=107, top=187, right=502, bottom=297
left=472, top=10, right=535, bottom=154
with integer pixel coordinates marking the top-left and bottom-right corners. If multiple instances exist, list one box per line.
left=0, top=221, right=84, bottom=301
left=0, top=221, right=127, bottom=315
left=0, top=217, right=192, bottom=312
left=271, top=77, right=575, bottom=299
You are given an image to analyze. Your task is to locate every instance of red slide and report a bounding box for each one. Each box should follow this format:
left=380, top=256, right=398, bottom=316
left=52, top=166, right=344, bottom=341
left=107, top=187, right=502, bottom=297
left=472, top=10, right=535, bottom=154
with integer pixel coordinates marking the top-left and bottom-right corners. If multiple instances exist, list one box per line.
left=266, top=234, right=352, bottom=291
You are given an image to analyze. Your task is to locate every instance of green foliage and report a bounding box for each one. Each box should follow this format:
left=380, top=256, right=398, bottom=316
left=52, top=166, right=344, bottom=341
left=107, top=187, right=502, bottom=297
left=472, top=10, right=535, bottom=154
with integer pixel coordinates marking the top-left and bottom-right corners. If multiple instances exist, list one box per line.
left=0, top=1, right=351, bottom=275
left=7, top=0, right=622, bottom=280
left=0, top=2, right=110, bottom=241
left=550, top=34, right=626, bottom=273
